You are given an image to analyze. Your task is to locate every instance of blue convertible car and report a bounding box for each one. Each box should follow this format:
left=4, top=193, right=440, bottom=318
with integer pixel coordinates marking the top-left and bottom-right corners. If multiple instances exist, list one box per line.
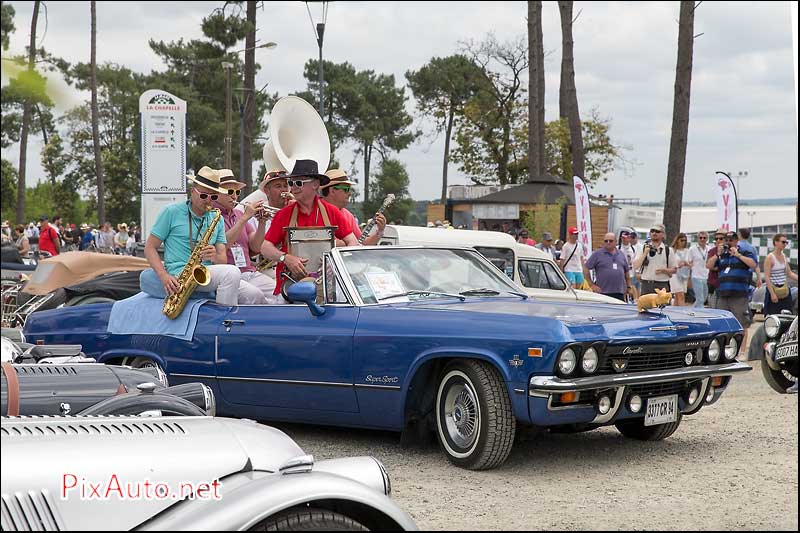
left=23, top=246, right=751, bottom=470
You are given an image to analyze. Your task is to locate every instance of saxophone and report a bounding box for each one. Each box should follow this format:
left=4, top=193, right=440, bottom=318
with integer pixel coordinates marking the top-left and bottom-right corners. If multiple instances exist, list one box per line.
left=162, top=207, right=222, bottom=319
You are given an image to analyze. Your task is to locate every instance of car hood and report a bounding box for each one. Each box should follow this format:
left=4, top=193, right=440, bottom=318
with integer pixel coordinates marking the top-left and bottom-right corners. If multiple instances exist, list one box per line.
left=0, top=416, right=305, bottom=531
left=401, top=297, right=740, bottom=341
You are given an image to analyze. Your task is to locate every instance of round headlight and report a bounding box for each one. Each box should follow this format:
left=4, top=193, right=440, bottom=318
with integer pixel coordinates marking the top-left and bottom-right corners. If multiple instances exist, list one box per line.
left=688, top=387, right=700, bottom=405
left=764, top=315, right=781, bottom=339
left=582, top=347, right=599, bottom=374
left=705, top=387, right=716, bottom=403
left=724, top=337, right=739, bottom=361
left=707, top=339, right=721, bottom=363
left=558, top=348, right=577, bottom=376
left=628, top=394, right=642, bottom=413
left=596, top=395, right=612, bottom=415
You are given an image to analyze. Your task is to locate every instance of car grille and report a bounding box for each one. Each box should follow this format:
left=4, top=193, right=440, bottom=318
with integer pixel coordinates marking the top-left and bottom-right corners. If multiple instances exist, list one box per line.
left=599, top=351, right=692, bottom=374
left=1, top=490, right=64, bottom=531
left=628, top=381, right=687, bottom=400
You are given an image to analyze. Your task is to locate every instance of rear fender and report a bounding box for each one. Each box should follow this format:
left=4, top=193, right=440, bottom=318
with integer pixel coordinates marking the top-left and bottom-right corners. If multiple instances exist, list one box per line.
left=98, top=349, right=166, bottom=369
left=138, top=471, right=415, bottom=531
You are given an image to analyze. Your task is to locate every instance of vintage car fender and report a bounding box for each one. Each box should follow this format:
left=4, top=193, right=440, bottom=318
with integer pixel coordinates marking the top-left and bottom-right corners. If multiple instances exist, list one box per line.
left=404, top=346, right=512, bottom=388
left=138, top=468, right=416, bottom=531
left=1, top=416, right=415, bottom=531
left=95, top=348, right=168, bottom=369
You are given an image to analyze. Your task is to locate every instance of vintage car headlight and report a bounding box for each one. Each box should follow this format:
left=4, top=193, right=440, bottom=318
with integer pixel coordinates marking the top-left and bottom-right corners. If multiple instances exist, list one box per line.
left=581, top=347, right=599, bottom=374
left=724, top=337, right=739, bottom=361
left=628, top=394, right=643, bottom=413
left=764, top=315, right=782, bottom=339
left=557, top=347, right=577, bottom=376
left=706, top=339, right=721, bottom=363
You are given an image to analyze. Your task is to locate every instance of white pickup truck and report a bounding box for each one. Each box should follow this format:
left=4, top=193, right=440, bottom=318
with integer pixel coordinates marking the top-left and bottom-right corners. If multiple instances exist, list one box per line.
left=378, top=225, right=622, bottom=305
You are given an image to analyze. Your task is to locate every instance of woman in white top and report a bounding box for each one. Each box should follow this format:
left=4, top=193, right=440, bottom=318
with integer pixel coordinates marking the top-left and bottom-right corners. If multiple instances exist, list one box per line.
left=764, top=233, right=798, bottom=315
left=669, top=232, right=692, bottom=306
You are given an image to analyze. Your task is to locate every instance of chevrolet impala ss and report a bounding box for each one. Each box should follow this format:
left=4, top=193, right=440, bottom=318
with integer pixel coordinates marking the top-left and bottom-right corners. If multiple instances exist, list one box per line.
left=22, top=246, right=751, bottom=470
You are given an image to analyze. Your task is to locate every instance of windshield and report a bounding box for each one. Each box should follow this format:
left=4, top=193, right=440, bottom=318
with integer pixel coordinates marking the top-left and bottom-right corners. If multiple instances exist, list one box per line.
left=339, top=247, right=523, bottom=304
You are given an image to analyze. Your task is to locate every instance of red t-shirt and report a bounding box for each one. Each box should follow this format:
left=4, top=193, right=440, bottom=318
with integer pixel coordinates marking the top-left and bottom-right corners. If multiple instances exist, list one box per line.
left=264, top=197, right=354, bottom=295
left=38, top=225, right=59, bottom=256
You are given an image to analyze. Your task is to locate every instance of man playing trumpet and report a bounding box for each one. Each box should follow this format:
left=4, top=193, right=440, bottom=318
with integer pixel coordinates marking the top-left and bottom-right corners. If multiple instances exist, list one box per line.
left=212, top=169, right=276, bottom=304
left=237, top=169, right=292, bottom=233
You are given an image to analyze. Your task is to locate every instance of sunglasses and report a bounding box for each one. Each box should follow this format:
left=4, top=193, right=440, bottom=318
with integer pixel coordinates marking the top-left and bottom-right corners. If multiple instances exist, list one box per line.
left=778, top=240, right=789, bottom=244
left=604, top=239, right=615, bottom=243
left=227, top=189, right=241, bottom=197
left=650, top=230, right=663, bottom=234
left=198, top=193, right=219, bottom=201
left=332, top=185, right=352, bottom=193
left=698, top=236, right=707, bottom=240
left=289, top=179, right=315, bottom=188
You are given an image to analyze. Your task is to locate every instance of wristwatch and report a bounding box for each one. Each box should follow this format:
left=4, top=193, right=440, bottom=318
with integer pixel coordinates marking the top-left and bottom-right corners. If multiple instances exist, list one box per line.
left=278, top=253, right=286, bottom=263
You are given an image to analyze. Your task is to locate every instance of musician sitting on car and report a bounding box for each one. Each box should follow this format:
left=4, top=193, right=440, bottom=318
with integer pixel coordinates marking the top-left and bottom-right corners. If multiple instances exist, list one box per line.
left=237, top=168, right=292, bottom=234
left=212, top=170, right=275, bottom=304
left=143, top=166, right=241, bottom=306
left=260, top=160, right=358, bottom=298
left=321, top=168, right=386, bottom=246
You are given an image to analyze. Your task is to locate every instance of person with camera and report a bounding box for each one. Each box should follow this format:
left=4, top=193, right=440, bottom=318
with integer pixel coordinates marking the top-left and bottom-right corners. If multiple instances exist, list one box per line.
left=632, top=224, right=677, bottom=296
left=706, top=230, right=758, bottom=358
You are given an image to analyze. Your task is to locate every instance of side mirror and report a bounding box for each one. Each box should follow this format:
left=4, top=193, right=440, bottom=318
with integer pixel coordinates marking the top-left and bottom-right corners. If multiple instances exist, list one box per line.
left=286, top=281, right=326, bottom=317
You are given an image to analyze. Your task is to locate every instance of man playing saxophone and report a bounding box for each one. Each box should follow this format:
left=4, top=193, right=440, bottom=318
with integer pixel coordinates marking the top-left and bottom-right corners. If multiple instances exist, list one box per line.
left=143, top=166, right=242, bottom=306
left=213, top=169, right=276, bottom=303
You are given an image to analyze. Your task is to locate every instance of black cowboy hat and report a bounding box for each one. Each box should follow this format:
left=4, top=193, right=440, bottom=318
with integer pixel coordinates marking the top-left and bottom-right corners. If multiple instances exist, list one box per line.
left=285, top=159, right=330, bottom=186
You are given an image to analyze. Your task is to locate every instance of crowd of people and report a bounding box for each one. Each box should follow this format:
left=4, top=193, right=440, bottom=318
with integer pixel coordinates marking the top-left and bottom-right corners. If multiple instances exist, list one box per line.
left=1, top=217, right=142, bottom=258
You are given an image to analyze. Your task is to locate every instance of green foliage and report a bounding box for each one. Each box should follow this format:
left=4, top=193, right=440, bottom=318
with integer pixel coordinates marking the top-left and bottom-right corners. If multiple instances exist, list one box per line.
left=544, top=108, right=624, bottom=186
left=1, top=158, right=17, bottom=217
left=450, top=34, right=529, bottom=187
left=1, top=2, right=14, bottom=50
left=406, top=55, right=485, bottom=129
left=520, top=196, right=566, bottom=241
left=362, top=158, right=413, bottom=224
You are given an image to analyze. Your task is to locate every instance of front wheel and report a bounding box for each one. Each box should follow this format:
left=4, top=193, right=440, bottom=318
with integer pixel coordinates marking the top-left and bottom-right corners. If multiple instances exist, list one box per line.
left=250, top=508, right=368, bottom=531
left=435, top=360, right=515, bottom=470
left=760, top=359, right=798, bottom=394
left=615, top=413, right=682, bottom=441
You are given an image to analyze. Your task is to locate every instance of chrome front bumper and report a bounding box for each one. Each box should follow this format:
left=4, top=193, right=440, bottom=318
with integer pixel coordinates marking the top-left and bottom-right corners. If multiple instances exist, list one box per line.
left=529, top=361, right=751, bottom=394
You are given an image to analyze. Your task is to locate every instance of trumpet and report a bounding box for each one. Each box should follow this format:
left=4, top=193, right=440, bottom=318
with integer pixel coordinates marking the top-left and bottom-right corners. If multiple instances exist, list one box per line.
left=235, top=201, right=282, bottom=219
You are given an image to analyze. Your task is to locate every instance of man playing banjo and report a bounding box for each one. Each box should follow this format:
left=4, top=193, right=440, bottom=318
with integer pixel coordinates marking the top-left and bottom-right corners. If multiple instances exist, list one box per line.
left=260, top=159, right=358, bottom=299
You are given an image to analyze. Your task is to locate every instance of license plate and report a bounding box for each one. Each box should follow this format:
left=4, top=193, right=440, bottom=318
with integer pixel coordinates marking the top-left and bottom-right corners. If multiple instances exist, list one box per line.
left=774, top=342, right=798, bottom=362
left=644, top=394, right=678, bottom=426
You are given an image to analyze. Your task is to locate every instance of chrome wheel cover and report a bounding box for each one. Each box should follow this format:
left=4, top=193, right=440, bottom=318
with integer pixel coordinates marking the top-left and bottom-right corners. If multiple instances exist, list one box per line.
left=442, top=376, right=479, bottom=451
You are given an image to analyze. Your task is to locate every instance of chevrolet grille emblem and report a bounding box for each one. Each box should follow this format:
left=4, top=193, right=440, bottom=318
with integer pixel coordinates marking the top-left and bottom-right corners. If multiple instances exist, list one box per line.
left=612, top=359, right=628, bottom=372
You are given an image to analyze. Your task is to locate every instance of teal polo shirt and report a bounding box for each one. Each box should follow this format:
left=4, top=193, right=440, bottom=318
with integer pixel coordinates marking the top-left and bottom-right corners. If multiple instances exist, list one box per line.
left=150, top=201, right=227, bottom=276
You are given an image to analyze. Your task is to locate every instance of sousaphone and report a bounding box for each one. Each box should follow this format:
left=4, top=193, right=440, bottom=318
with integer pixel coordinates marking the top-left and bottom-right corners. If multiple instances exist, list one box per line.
left=262, top=96, right=331, bottom=172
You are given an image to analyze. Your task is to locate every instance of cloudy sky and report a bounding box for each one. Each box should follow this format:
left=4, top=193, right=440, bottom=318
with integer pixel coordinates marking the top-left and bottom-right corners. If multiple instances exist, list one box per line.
left=2, top=1, right=797, bottom=204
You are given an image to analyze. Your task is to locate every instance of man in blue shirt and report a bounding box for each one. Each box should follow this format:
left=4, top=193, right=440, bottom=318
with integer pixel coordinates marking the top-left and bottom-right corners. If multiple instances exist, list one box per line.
left=584, top=232, right=633, bottom=301
left=711, top=231, right=759, bottom=358
left=143, top=166, right=242, bottom=307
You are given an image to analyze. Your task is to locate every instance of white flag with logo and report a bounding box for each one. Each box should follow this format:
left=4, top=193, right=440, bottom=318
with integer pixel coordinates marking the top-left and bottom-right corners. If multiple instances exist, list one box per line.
left=573, top=176, right=593, bottom=258
left=714, top=172, right=738, bottom=232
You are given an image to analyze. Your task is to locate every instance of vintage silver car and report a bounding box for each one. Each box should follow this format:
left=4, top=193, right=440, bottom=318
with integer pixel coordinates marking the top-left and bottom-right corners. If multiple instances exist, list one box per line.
left=1, top=415, right=417, bottom=531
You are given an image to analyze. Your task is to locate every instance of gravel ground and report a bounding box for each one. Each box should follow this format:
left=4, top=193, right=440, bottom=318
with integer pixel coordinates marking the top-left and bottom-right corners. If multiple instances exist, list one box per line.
left=273, top=324, right=798, bottom=531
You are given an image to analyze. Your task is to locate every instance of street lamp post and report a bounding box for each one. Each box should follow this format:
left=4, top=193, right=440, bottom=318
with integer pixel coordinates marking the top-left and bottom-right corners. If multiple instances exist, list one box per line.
left=222, top=62, right=234, bottom=169
left=305, top=1, right=329, bottom=117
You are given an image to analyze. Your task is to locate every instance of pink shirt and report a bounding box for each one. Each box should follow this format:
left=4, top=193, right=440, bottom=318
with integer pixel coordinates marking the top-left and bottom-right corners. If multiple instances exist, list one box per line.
left=221, top=207, right=256, bottom=272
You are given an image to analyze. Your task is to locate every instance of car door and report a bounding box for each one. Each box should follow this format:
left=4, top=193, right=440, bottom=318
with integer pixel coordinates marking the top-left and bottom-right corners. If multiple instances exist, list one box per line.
left=215, top=272, right=360, bottom=414
left=517, top=258, right=578, bottom=302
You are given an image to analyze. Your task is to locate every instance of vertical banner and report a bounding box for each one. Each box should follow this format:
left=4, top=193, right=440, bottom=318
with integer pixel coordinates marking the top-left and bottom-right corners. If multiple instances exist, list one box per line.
left=714, top=171, right=738, bottom=232
left=573, top=175, right=593, bottom=258
left=139, top=89, right=188, bottom=240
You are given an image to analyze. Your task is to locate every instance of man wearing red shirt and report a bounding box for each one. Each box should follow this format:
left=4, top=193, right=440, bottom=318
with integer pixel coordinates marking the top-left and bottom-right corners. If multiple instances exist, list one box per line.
left=261, top=159, right=358, bottom=297
left=37, top=215, right=60, bottom=256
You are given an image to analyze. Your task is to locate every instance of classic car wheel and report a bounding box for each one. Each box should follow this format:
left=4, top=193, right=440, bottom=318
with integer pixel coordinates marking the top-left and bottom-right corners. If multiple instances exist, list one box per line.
left=760, top=360, right=798, bottom=394
left=435, top=360, right=515, bottom=470
left=252, top=508, right=368, bottom=531
left=614, top=413, right=683, bottom=441
left=129, top=357, right=164, bottom=372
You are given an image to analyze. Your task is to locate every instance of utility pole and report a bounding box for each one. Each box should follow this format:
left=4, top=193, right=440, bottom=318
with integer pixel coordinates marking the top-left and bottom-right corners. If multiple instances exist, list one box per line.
left=222, top=62, right=234, bottom=169
left=317, top=22, right=325, bottom=116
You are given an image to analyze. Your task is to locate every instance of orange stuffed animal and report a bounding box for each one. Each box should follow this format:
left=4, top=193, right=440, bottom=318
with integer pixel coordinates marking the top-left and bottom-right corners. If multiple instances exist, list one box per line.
left=637, top=288, right=672, bottom=312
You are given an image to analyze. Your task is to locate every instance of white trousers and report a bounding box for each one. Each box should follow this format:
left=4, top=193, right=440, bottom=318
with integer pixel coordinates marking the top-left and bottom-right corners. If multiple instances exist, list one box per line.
left=237, top=271, right=277, bottom=304
left=196, top=264, right=242, bottom=306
